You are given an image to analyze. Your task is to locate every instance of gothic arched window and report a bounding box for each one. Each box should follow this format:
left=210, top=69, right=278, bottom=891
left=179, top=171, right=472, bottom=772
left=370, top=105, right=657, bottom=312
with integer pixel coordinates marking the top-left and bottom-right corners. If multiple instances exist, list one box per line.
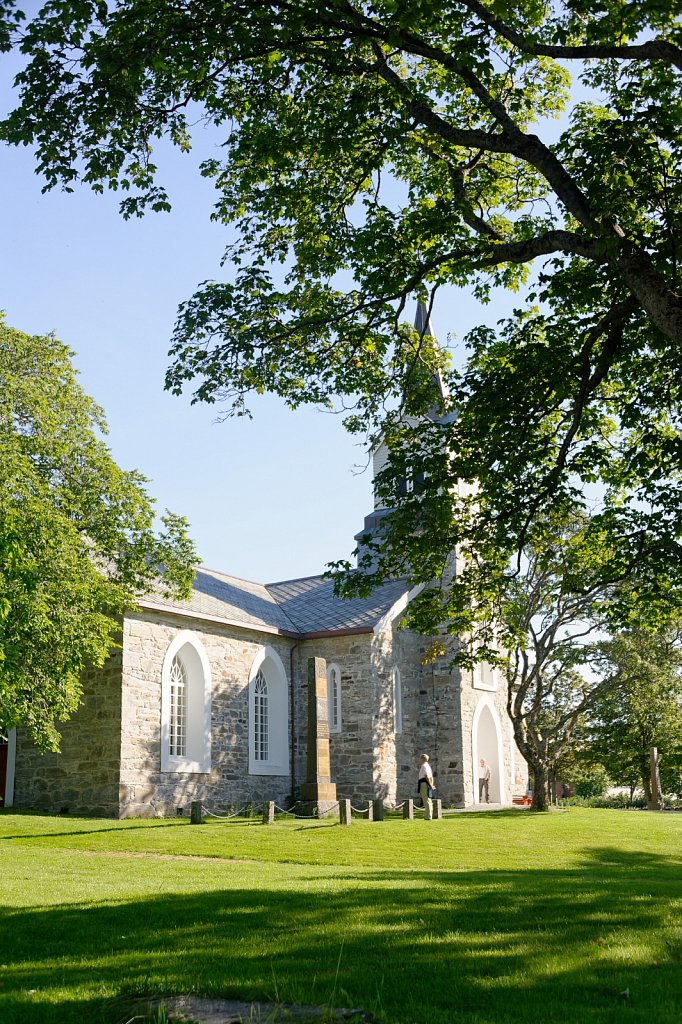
left=169, top=655, right=187, bottom=757
left=254, top=669, right=269, bottom=761
left=327, top=663, right=342, bottom=734
left=161, top=631, right=211, bottom=774
left=248, top=647, right=289, bottom=776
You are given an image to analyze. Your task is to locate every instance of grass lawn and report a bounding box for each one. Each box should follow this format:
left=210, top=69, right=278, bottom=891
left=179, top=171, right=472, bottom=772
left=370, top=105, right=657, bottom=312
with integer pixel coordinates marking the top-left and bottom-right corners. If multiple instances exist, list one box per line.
left=1, top=807, right=680, bottom=1024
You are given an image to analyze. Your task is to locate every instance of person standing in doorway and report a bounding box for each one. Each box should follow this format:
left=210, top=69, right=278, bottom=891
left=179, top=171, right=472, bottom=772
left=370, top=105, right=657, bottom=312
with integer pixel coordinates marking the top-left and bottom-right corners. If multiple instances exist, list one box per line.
left=478, top=758, right=491, bottom=803
left=418, top=753, right=435, bottom=820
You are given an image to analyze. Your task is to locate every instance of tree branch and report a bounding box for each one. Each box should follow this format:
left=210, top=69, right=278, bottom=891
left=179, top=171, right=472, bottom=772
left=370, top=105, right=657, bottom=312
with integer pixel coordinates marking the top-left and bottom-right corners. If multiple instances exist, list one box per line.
left=460, top=0, right=682, bottom=73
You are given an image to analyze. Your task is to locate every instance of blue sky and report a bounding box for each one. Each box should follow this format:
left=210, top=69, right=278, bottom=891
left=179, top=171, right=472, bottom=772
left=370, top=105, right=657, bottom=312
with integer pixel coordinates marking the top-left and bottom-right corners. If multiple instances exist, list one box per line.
left=0, top=26, right=520, bottom=584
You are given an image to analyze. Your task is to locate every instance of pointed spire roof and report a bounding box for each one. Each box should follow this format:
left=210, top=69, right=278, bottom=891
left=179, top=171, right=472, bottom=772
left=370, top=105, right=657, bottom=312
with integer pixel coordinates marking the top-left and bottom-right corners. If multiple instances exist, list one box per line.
left=414, top=300, right=436, bottom=341
left=414, top=301, right=449, bottom=414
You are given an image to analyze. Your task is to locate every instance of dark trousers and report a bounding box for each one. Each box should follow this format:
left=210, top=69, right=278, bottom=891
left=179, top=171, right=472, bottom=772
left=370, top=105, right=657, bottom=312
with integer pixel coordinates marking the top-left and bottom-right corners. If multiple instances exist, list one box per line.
left=479, top=777, right=489, bottom=803
left=419, top=781, right=433, bottom=819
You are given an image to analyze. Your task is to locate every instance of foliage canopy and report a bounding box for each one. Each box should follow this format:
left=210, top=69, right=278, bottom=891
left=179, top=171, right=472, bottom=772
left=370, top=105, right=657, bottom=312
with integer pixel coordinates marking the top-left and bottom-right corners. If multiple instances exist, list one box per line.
left=581, top=625, right=682, bottom=804
left=3, top=1, right=682, bottom=627
left=451, top=508, right=633, bottom=811
left=0, top=319, right=196, bottom=750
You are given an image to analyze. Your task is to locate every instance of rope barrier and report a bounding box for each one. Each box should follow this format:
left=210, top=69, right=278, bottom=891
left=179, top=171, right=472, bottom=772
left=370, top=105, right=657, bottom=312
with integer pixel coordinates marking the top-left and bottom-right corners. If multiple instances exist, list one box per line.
left=199, top=798, right=435, bottom=821
left=273, top=803, right=296, bottom=816
left=203, top=805, right=252, bottom=819
left=273, top=800, right=341, bottom=819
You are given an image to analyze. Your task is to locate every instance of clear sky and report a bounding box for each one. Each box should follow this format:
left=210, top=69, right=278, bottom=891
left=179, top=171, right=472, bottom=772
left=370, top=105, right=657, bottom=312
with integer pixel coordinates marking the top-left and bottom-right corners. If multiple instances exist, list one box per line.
left=0, top=23, right=519, bottom=585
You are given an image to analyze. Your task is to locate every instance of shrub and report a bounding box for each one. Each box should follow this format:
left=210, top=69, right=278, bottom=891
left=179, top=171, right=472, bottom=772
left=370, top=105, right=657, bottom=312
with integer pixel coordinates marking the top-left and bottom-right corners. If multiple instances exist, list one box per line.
left=572, top=765, right=611, bottom=799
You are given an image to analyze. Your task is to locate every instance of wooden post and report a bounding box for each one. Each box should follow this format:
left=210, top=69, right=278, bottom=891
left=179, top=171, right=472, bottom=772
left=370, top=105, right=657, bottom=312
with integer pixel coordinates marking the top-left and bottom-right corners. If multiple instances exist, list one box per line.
left=372, top=799, right=384, bottom=821
left=365, top=801, right=374, bottom=821
left=339, top=799, right=351, bottom=825
left=433, top=799, right=443, bottom=819
left=403, top=799, right=414, bottom=820
left=263, top=800, right=275, bottom=824
left=190, top=800, right=203, bottom=824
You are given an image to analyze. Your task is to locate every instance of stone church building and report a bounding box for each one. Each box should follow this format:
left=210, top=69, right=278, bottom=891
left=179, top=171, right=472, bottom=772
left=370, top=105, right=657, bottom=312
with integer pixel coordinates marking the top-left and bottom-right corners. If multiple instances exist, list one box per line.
left=3, top=310, right=527, bottom=817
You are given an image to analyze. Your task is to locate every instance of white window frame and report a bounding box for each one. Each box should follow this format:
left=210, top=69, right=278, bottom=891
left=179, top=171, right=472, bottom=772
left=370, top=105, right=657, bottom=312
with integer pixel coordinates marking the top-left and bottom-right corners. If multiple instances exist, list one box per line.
left=161, top=630, right=212, bottom=774
left=253, top=669, right=269, bottom=761
left=327, top=663, right=342, bottom=734
left=169, top=655, right=188, bottom=757
left=248, top=646, right=290, bottom=776
left=392, top=667, right=403, bottom=734
left=473, top=660, right=498, bottom=692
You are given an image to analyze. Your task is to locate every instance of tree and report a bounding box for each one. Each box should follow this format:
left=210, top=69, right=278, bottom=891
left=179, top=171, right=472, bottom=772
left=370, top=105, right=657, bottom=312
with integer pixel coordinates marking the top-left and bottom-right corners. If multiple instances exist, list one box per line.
left=581, top=627, right=682, bottom=808
left=3, top=2, right=682, bottom=600
left=448, top=510, right=630, bottom=812
left=4, top=2, right=682, bottom=726
left=0, top=318, right=196, bottom=751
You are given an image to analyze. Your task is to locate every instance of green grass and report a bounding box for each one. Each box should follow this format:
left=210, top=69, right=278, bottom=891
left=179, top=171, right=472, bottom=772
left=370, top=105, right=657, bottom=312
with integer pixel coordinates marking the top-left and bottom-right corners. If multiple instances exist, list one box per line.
left=1, top=808, right=681, bottom=1024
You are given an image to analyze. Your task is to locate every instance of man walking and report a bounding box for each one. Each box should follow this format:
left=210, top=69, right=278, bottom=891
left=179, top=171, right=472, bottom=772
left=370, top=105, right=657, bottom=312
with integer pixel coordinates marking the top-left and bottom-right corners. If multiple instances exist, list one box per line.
left=418, top=753, right=435, bottom=820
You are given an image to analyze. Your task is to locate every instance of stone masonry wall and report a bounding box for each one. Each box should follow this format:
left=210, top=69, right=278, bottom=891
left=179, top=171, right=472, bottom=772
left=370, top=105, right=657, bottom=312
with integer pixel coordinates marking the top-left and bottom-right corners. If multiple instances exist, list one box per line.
left=294, top=635, right=376, bottom=805
left=294, top=621, right=467, bottom=809
left=373, top=623, right=466, bottom=808
left=13, top=648, right=124, bottom=817
left=413, top=657, right=467, bottom=808
left=120, top=611, right=296, bottom=817
left=12, top=606, right=525, bottom=819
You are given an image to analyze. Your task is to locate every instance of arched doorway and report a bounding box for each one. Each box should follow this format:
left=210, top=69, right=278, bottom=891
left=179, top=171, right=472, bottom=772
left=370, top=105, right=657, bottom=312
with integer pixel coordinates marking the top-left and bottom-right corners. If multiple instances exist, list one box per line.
left=472, top=699, right=505, bottom=804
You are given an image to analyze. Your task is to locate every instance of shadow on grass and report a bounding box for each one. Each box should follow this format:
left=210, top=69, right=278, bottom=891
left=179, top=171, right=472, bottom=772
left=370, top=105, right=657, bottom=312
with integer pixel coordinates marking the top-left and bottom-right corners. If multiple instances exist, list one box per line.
left=0, top=822, right=185, bottom=842
left=1, top=845, right=681, bottom=1024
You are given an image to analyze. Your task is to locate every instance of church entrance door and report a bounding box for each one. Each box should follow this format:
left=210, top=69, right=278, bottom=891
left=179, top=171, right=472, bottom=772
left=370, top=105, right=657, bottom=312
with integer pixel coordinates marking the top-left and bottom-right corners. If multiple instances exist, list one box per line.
left=473, top=701, right=503, bottom=803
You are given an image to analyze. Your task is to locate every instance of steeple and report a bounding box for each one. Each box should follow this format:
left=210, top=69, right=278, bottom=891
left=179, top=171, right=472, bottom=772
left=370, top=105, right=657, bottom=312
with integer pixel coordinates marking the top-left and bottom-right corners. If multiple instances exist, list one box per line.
left=414, top=299, right=436, bottom=340
left=354, top=302, right=448, bottom=562
left=414, top=300, right=449, bottom=416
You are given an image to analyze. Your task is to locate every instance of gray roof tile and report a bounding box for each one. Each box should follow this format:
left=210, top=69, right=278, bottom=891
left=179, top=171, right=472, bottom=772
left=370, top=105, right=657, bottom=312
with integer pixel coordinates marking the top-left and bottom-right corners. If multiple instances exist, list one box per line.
left=265, top=575, right=408, bottom=634
left=142, top=567, right=408, bottom=636
left=142, top=567, right=300, bottom=633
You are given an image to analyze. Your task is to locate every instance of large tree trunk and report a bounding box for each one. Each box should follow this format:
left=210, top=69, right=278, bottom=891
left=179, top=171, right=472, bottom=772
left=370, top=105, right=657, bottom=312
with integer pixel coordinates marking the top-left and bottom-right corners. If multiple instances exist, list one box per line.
left=529, top=760, right=549, bottom=811
left=507, top=710, right=551, bottom=811
left=639, top=745, right=663, bottom=810
left=648, top=747, right=663, bottom=810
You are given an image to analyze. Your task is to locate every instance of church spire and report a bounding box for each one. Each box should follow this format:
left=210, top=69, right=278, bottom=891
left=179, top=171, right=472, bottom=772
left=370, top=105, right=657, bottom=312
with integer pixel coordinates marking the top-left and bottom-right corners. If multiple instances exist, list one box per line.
left=413, top=300, right=449, bottom=414
left=354, top=300, right=449, bottom=562
left=414, top=299, right=436, bottom=341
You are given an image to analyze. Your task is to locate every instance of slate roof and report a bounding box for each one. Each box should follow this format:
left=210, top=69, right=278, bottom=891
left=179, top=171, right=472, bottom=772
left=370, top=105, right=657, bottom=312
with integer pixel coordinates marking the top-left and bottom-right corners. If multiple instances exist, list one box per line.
left=265, top=575, right=409, bottom=634
left=140, top=567, right=408, bottom=637
left=141, top=567, right=300, bottom=634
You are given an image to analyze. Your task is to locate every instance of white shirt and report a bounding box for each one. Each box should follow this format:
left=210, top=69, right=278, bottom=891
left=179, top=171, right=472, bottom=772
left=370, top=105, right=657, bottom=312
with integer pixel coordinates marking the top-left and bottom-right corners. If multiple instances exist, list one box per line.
left=418, top=762, right=433, bottom=785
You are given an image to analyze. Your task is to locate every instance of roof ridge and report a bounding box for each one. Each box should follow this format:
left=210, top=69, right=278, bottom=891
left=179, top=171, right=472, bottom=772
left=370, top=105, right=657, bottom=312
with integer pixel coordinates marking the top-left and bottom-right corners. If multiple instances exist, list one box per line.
left=265, top=573, right=325, bottom=588
left=196, top=565, right=273, bottom=590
